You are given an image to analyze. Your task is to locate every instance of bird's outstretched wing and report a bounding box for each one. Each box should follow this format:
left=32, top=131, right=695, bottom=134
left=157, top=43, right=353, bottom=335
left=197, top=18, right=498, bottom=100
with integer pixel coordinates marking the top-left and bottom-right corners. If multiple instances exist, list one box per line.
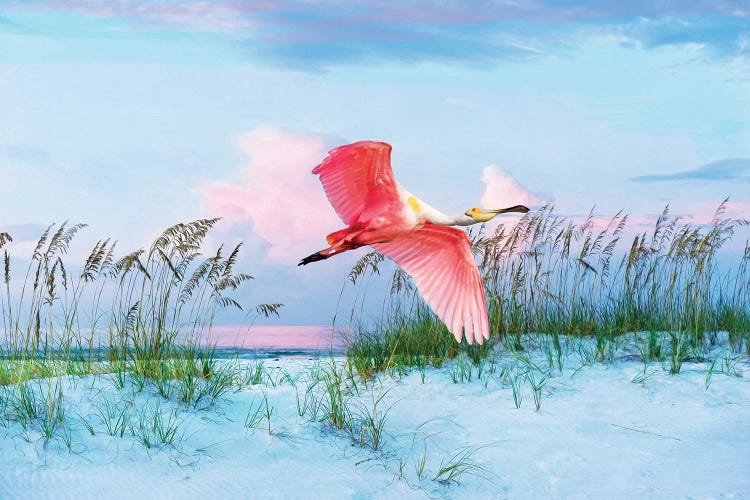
left=373, top=224, right=489, bottom=344
left=312, top=141, right=401, bottom=225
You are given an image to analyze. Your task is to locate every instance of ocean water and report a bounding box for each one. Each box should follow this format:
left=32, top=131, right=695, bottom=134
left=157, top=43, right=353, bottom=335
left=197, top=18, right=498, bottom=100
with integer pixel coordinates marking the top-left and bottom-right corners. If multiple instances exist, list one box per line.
left=0, top=326, right=350, bottom=360
left=207, top=325, right=349, bottom=358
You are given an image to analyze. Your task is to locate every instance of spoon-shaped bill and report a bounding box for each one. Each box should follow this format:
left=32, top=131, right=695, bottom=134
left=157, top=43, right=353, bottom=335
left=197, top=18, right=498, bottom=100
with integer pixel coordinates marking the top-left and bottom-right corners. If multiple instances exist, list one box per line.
left=489, top=205, right=530, bottom=214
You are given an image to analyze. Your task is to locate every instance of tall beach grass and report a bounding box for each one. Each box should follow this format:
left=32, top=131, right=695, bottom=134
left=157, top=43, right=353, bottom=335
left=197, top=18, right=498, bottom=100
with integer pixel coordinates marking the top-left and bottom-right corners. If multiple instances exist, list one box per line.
left=0, top=218, right=285, bottom=446
left=346, top=201, right=750, bottom=375
left=0, top=218, right=281, bottom=385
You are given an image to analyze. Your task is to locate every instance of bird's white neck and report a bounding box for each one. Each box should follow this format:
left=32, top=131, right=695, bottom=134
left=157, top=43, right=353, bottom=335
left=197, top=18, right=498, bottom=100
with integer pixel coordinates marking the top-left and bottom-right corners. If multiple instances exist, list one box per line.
left=402, top=191, right=476, bottom=227
left=421, top=204, right=475, bottom=226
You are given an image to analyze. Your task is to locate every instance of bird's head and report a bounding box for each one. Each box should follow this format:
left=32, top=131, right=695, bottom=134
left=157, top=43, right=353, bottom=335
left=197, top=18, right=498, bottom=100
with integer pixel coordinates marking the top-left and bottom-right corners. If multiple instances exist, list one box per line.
left=465, top=205, right=530, bottom=222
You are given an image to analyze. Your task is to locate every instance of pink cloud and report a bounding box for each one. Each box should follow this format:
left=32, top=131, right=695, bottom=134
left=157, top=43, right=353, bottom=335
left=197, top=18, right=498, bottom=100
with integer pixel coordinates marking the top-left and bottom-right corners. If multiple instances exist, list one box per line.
left=559, top=200, right=750, bottom=253
left=585, top=200, right=750, bottom=235
left=683, top=200, right=750, bottom=225
left=202, top=126, right=341, bottom=263
left=584, top=214, right=654, bottom=233
left=480, top=164, right=548, bottom=209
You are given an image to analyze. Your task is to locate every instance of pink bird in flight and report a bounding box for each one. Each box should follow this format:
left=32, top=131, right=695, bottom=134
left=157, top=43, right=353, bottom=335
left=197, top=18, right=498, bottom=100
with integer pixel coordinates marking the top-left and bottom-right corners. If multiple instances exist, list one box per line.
left=299, top=141, right=529, bottom=344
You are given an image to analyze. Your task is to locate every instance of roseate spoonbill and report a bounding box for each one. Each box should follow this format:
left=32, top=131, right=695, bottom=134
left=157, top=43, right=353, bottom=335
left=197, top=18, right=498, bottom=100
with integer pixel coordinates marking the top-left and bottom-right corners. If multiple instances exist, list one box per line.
left=299, top=141, right=529, bottom=344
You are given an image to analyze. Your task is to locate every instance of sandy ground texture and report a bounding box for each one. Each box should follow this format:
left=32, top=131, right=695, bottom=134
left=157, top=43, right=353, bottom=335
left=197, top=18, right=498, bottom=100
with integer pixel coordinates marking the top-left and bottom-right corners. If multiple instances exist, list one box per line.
left=1, top=353, right=748, bottom=499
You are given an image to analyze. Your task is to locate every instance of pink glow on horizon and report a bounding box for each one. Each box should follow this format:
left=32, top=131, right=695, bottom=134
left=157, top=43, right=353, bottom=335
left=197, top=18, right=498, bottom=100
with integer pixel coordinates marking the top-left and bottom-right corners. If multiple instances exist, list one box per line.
left=582, top=200, right=750, bottom=235
left=543, top=201, right=750, bottom=253
left=202, top=126, right=341, bottom=263
left=683, top=200, right=750, bottom=225
left=207, top=325, right=347, bottom=349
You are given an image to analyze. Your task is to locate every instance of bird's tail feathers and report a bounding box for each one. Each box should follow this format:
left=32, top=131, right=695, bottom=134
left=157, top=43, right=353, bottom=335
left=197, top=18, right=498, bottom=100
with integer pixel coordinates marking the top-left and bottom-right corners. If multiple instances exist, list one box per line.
left=326, top=227, right=352, bottom=245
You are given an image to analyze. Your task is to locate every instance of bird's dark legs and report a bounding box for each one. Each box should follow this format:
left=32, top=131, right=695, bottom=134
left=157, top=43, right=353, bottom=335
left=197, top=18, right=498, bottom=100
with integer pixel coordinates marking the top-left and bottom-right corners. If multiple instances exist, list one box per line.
left=299, top=227, right=367, bottom=266
left=298, top=244, right=356, bottom=266
left=298, top=250, right=331, bottom=266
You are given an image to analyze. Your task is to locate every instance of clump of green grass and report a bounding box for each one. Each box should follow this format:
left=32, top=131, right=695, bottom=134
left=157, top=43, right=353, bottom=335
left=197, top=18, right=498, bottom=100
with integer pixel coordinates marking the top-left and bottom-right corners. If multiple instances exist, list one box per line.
left=449, top=354, right=475, bottom=383
left=130, top=401, right=185, bottom=449
left=347, top=316, right=461, bottom=376
left=432, top=446, right=490, bottom=485
left=244, top=391, right=274, bottom=434
left=296, top=358, right=397, bottom=451
left=0, top=377, right=68, bottom=447
left=92, top=394, right=132, bottom=438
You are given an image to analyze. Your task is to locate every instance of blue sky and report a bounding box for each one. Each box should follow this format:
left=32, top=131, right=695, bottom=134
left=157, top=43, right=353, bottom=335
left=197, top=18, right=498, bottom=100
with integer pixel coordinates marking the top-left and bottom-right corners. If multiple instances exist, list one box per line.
left=1, top=1, right=749, bottom=325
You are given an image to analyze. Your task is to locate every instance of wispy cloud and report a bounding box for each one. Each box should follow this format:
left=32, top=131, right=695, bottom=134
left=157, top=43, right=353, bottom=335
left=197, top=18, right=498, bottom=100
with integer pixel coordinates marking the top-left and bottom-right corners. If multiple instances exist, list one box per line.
left=7, top=0, right=748, bottom=68
left=630, top=158, right=750, bottom=183
left=684, top=199, right=750, bottom=223
left=0, top=144, right=50, bottom=166
left=622, top=16, right=749, bottom=57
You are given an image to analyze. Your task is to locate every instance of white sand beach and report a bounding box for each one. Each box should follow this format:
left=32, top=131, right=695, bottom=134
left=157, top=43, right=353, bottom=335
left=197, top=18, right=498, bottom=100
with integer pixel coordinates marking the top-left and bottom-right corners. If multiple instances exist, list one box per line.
left=2, top=347, right=748, bottom=499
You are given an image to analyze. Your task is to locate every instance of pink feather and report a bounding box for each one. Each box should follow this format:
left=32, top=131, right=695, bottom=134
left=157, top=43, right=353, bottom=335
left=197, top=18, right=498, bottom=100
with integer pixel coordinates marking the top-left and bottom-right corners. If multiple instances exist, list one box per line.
left=373, top=225, right=489, bottom=343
